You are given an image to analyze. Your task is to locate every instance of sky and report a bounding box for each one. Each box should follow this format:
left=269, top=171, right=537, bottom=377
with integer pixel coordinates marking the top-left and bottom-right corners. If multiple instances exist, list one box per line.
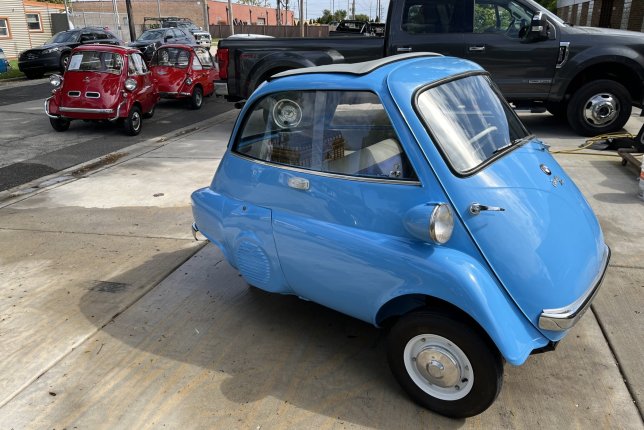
left=300, top=0, right=389, bottom=21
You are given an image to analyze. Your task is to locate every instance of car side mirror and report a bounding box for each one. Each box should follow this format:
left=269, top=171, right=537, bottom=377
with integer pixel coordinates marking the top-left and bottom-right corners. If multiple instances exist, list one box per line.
left=521, top=12, right=548, bottom=43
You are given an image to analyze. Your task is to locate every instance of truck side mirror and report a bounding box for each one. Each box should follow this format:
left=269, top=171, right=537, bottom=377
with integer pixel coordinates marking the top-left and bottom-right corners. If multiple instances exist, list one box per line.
left=522, top=12, right=548, bottom=43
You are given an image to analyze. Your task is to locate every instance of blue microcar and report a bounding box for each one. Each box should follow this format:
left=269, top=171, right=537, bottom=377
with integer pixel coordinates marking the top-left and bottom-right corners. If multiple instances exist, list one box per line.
left=0, top=48, right=10, bottom=74
left=191, top=53, right=610, bottom=418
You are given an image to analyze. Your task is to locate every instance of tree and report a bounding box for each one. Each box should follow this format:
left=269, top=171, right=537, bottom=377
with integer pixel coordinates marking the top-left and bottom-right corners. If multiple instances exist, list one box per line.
left=316, top=9, right=347, bottom=24
left=355, top=13, right=369, bottom=22
left=535, top=0, right=557, bottom=13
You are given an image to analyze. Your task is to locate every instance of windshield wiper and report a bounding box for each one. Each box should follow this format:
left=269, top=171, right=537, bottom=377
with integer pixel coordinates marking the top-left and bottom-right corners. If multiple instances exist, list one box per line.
left=492, top=137, right=528, bottom=154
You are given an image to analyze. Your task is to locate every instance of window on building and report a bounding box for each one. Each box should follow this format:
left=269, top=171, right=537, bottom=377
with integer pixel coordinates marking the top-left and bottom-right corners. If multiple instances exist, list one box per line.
left=26, top=13, right=42, bottom=32
left=0, top=17, right=10, bottom=38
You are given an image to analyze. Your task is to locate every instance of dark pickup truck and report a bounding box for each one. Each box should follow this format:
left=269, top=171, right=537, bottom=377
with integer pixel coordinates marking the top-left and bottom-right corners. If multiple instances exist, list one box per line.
left=216, top=0, right=644, bottom=136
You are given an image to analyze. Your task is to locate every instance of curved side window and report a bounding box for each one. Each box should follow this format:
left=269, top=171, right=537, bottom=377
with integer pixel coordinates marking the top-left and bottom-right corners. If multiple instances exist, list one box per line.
left=233, top=90, right=418, bottom=181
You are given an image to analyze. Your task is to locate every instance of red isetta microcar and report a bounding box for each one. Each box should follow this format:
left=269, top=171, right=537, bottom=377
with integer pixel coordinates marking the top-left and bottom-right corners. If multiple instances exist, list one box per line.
left=45, top=45, right=158, bottom=136
left=149, top=44, right=218, bottom=110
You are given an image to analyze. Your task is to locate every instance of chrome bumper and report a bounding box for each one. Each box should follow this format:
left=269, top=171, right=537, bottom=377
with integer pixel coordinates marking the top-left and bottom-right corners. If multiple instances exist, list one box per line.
left=46, top=99, right=126, bottom=122
left=215, top=82, right=228, bottom=97
left=538, top=246, right=611, bottom=331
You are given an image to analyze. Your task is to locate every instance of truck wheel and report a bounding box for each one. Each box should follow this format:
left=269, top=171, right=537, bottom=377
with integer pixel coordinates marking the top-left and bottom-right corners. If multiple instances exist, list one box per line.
left=123, top=106, right=142, bottom=136
left=387, top=310, right=503, bottom=418
left=566, top=80, right=631, bottom=136
left=190, top=86, right=203, bottom=110
left=49, top=117, right=70, bottom=132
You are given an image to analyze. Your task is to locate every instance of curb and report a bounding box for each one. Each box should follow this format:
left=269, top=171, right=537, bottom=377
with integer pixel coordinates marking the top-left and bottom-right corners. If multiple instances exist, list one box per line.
left=0, top=108, right=238, bottom=209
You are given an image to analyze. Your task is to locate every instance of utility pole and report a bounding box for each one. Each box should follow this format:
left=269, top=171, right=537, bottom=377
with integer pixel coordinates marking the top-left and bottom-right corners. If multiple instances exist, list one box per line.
left=352, top=0, right=355, bottom=20
left=227, top=0, right=234, bottom=35
left=157, top=0, right=161, bottom=19
left=125, top=0, right=136, bottom=42
left=202, top=0, right=209, bottom=32
left=299, top=0, right=304, bottom=36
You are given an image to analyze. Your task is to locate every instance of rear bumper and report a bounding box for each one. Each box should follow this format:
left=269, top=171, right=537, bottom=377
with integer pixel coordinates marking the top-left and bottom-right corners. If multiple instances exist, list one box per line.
left=538, top=245, right=610, bottom=331
left=215, top=81, right=228, bottom=97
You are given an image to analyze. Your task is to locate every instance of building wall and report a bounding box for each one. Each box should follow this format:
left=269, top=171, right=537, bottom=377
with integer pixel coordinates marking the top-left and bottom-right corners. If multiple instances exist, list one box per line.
left=0, top=0, right=31, bottom=58
left=557, top=0, right=644, bottom=31
left=0, top=0, right=64, bottom=58
left=24, top=0, right=65, bottom=47
left=208, top=1, right=294, bottom=26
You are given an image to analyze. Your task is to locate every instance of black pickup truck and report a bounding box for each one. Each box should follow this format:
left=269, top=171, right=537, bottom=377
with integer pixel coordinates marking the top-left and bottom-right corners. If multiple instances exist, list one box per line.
left=216, top=0, right=644, bottom=136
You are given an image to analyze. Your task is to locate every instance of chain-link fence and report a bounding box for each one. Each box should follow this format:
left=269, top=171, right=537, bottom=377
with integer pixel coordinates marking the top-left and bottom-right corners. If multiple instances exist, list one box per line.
left=67, top=11, right=134, bottom=42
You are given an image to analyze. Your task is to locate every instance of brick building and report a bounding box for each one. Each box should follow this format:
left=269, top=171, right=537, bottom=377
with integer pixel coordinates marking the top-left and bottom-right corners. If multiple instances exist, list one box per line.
left=69, top=0, right=295, bottom=34
left=557, top=0, right=644, bottom=31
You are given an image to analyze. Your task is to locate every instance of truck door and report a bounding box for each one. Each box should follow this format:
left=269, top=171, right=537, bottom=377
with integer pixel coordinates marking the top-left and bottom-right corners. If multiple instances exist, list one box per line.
left=386, top=0, right=472, bottom=58
left=462, top=0, right=559, bottom=98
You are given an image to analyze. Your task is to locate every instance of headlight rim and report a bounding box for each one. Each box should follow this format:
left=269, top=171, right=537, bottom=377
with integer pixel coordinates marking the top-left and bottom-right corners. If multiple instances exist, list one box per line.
left=429, top=203, right=454, bottom=245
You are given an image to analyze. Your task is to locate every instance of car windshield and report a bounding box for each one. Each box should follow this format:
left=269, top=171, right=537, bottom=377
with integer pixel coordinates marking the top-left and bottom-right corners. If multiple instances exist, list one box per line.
left=416, top=74, right=529, bottom=174
left=151, top=47, right=190, bottom=68
left=67, top=51, right=123, bottom=75
left=46, top=31, right=79, bottom=44
left=138, top=30, right=164, bottom=41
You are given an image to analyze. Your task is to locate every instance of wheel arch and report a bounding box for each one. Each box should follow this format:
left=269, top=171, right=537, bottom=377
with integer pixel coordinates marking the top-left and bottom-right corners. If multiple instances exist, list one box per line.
left=562, top=60, right=644, bottom=106
left=374, top=279, right=548, bottom=366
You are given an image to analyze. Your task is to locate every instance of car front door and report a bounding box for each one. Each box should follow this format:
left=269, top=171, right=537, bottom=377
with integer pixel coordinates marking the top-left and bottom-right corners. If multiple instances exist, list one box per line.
left=128, top=52, right=156, bottom=111
left=462, top=0, right=559, bottom=98
left=227, top=89, right=443, bottom=322
left=386, top=0, right=472, bottom=58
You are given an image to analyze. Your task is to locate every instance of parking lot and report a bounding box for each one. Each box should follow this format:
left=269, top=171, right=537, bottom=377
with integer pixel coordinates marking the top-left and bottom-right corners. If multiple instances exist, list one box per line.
left=0, top=99, right=642, bottom=428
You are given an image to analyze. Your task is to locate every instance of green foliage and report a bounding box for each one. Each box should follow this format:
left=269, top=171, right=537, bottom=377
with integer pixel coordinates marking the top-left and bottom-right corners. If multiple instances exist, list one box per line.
left=535, top=0, right=557, bottom=13
left=354, top=14, right=369, bottom=22
left=0, top=60, right=24, bottom=80
left=316, top=9, right=348, bottom=24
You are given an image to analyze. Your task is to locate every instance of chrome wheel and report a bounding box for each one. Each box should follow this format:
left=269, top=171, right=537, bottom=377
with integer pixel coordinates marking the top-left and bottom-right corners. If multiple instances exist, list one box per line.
left=583, top=93, right=619, bottom=128
left=403, top=334, right=473, bottom=401
left=131, top=111, right=141, bottom=131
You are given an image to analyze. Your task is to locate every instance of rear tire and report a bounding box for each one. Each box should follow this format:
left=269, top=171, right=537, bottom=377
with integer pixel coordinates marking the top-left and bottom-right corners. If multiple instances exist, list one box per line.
left=123, top=106, right=142, bottom=136
left=566, top=79, right=631, bottom=136
left=190, top=86, right=203, bottom=110
left=49, top=117, right=70, bottom=132
left=387, top=310, right=503, bottom=418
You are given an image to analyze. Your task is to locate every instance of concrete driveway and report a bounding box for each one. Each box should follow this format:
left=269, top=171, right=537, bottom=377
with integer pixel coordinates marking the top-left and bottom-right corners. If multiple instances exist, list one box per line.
left=0, top=109, right=642, bottom=429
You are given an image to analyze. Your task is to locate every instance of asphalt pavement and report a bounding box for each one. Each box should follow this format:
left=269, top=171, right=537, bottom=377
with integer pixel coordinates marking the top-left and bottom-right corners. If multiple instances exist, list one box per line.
left=0, top=78, right=234, bottom=191
left=0, top=104, right=642, bottom=429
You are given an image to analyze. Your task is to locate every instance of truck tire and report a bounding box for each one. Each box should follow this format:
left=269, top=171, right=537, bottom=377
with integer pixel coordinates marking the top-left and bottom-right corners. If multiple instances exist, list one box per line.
left=387, top=310, right=503, bottom=418
left=566, top=80, right=631, bottom=137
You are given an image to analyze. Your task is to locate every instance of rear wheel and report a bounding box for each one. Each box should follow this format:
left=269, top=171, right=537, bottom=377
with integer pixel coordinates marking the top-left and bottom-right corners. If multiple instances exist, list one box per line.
left=123, top=106, right=142, bottom=136
left=566, top=80, right=631, bottom=136
left=387, top=310, right=503, bottom=418
left=190, top=86, right=203, bottom=110
left=49, top=117, right=70, bottom=132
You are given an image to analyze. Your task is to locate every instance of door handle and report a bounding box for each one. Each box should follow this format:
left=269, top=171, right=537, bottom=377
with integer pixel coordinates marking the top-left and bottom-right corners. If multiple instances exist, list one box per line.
left=468, top=45, right=486, bottom=52
left=287, top=176, right=309, bottom=191
left=469, top=202, right=505, bottom=215
left=397, top=47, right=413, bottom=53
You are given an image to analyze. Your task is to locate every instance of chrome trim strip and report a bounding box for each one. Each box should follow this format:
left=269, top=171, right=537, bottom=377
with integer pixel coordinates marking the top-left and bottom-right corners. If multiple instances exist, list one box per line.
left=44, top=96, right=58, bottom=119
left=538, top=245, right=610, bottom=331
left=556, top=41, right=570, bottom=69
left=60, top=107, right=114, bottom=114
left=108, top=100, right=127, bottom=122
left=231, top=153, right=422, bottom=186
left=215, top=82, right=228, bottom=97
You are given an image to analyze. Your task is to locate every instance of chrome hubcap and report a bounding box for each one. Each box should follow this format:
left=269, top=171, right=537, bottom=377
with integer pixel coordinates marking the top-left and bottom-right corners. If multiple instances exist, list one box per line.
left=583, top=93, right=619, bottom=127
left=132, top=112, right=141, bottom=130
left=404, top=334, right=473, bottom=400
left=196, top=91, right=202, bottom=105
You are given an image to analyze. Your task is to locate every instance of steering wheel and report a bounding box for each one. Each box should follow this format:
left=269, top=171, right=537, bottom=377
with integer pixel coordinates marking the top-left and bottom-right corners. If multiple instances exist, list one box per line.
left=467, top=126, right=498, bottom=146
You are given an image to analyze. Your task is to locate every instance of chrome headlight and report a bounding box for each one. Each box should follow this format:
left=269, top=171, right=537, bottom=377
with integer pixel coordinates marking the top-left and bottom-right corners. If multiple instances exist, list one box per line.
left=185, top=77, right=193, bottom=85
left=124, top=78, right=137, bottom=91
left=429, top=204, right=454, bottom=244
left=42, top=47, right=61, bottom=55
left=49, top=74, right=63, bottom=88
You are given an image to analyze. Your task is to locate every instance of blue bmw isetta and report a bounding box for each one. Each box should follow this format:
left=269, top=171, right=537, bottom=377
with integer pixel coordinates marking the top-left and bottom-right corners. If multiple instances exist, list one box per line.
left=191, top=54, right=610, bottom=418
